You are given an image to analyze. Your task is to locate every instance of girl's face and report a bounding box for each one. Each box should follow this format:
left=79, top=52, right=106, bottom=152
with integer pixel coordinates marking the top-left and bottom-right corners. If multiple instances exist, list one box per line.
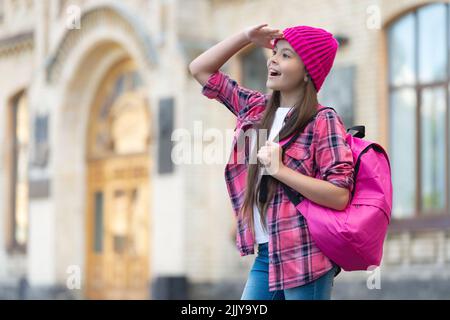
left=266, top=40, right=306, bottom=92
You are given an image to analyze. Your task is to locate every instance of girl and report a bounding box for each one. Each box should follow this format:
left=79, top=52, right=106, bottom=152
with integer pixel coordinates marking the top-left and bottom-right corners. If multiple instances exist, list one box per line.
left=189, top=24, right=355, bottom=300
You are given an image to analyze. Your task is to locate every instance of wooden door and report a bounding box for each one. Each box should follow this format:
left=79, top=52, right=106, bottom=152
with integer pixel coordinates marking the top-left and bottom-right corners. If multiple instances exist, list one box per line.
left=86, top=155, right=150, bottom=299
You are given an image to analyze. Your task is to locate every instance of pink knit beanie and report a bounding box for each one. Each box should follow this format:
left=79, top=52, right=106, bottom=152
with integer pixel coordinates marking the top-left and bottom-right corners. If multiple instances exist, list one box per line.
left=273, top=25, right=339, bottom=92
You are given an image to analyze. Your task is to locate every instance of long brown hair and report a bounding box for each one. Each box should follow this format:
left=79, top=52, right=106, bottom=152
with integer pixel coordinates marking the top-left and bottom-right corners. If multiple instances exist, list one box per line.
left=239, top=72, right=319, bottom=237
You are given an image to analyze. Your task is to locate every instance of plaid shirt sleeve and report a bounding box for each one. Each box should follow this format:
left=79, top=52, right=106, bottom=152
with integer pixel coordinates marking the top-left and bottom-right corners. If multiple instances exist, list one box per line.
left=313, top=110, right=355, bottom=193
left=201, top=70, right=265, bottom=118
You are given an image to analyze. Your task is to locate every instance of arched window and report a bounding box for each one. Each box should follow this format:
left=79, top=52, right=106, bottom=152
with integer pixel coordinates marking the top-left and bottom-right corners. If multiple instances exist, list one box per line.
left=87, top=60, right=148, bottom=159
left=388, top=3, right=449, bottom=220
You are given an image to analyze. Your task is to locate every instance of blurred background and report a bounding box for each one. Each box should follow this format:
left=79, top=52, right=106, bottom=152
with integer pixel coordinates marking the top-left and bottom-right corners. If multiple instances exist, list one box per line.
left=0, top=0, right=449, bottom=300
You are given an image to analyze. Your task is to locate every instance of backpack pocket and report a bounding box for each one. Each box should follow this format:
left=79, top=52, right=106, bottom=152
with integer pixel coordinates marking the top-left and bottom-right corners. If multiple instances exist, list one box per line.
left=346, top=198, right=390, bottom=267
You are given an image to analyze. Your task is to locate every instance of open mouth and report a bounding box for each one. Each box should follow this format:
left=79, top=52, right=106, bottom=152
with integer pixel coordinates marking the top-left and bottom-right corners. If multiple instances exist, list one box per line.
left=269, top=70, right=282, bottom=78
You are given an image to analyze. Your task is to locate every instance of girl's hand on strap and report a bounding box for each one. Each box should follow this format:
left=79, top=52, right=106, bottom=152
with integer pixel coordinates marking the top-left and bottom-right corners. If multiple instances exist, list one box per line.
left=257, top=141, right=285, bottom=176
left=244, top=23, right=284, bottom=49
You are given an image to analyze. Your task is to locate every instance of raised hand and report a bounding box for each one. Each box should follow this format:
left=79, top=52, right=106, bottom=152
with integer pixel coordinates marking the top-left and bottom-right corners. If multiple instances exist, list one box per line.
left=244, top=23, right=284, bottom=49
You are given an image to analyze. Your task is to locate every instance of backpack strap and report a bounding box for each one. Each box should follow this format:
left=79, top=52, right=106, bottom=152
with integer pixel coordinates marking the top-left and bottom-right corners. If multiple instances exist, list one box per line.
left=281, top=107, right=335, bottom=150
left=281, top=114, right=365, bottom=207
left=258, top=106, right=335, bottom=204
left=347, top=125, right=365, bottom=138
left=281, top=181, right=303, bottom=206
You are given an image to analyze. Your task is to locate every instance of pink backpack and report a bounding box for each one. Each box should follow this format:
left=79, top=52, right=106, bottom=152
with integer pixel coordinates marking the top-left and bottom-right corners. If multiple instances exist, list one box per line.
left=280, top=107, right=393, bottom=271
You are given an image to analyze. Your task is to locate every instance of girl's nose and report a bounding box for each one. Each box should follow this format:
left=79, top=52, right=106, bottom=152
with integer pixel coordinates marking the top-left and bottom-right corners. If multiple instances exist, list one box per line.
left=268, top=56, right=278, bottom=67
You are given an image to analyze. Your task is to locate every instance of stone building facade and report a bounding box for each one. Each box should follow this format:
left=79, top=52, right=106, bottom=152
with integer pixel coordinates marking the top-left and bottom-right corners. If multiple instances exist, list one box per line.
left=0, top=0, right=449, bottom=299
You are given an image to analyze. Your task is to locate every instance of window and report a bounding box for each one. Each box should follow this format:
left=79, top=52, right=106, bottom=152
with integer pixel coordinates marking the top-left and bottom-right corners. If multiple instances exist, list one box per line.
left=89, top=66, right=148, bottom=158
left=94, top=191, right=104, bottom=253
left=9, top=91, right=29, bottom=252
left=241, top=47, right=268, bottom=94
left=0, top=0, right=4, bottom=24
left=319, top=65, right=355, bottom=129
left=388, top=3, right=449, bottom=220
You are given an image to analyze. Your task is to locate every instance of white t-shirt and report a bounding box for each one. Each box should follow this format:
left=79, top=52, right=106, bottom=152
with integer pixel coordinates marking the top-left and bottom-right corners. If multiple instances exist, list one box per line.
left=251, top=106, right=292, bottom=244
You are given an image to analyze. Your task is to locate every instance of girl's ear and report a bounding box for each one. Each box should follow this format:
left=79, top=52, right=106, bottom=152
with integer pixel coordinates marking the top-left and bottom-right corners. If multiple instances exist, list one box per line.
left=303, top=68, right=309, bottom=82
left=304, top=67, right=311, bottom=81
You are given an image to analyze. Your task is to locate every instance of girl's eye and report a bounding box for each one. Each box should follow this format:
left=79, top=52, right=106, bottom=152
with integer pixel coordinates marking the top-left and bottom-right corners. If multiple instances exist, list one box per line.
left=272, top=51, right=289, bottom=58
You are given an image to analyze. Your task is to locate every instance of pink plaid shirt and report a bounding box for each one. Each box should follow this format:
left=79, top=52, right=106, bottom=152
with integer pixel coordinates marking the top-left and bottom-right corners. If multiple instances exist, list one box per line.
left=201, top=70, right=355, bottom=291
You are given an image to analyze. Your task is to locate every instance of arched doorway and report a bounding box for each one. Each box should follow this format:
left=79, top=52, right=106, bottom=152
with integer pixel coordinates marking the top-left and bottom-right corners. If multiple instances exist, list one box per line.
left=85, top=58, right=151, bottom=299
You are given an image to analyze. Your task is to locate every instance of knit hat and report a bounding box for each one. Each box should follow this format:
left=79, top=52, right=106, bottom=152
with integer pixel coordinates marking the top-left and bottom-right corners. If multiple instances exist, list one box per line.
left=273, top=25, right=339, bottom=92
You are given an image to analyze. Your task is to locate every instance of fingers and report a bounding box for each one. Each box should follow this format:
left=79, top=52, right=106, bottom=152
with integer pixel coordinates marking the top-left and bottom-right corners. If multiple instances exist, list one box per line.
left=267, top=29, right=281, bottom=35
left=257, top=142, right=282, bottom=173
left=268, top=28, right=283, bottom=36
left=257, top=145, right=270, bottom=157
left=256, top=23, right=269, bottom=29
left=272, top=31, right=284, bottom=38
left=256, top=24, right=282, bottom=35
left=257, top=150, right=270, bottom=166
left=258, top=142, right=278, bottom=159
